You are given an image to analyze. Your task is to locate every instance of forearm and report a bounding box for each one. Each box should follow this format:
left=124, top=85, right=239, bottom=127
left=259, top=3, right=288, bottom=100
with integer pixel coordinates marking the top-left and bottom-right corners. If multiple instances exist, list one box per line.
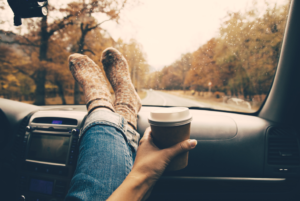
left=107, top=171, right=155, bottom=201
left=107, top=129, right=197, bottom=201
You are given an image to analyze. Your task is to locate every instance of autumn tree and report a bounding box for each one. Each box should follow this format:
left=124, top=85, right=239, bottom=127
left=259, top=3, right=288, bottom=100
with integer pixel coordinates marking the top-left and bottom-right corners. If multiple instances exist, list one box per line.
left=1, top=0, right=135, bottom=105
left=116, top=38, right=149, bottom=91
left=145, top=71, right=162, bottom=90
left=0, top=1, right=76, bottom=105
left=146, top=52, right=192, bottom=91
left=0, top=28, right=35, bottom=100
left=163, top=53, right=193, bottom=90
left=184, top=38, right=221, bottom=94
left=216, top=2, right=289, bottom=100
left=0, top=45, right=20, bottom=98
left=179, top=53, right=193, bottom=91
left=150, top=1, right=289, bottom=102
left=60, top=0, right=133, bottom=104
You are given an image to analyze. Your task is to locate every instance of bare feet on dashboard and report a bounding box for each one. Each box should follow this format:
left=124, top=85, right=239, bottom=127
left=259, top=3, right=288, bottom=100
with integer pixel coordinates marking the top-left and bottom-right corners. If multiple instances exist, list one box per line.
left=101, top=48, right=141, bottom=130
left=68, top=53, right=115, bottom=113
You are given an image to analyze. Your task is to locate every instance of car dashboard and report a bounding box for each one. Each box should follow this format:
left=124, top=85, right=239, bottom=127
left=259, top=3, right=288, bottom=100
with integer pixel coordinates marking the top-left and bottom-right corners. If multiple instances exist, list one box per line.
left=1, top=98, right=300, bottom=201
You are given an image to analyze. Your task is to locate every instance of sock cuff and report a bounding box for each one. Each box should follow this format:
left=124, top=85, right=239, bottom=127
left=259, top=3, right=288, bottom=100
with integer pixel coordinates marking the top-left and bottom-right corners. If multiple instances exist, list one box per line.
left=87, top=99, right=115, bottom=114
left=115, top=107, right=137, bottom=129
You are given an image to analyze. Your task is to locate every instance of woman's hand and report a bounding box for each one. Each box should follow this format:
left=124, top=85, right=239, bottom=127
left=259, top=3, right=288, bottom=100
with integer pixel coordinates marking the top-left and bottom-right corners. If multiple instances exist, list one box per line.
left=107, top=127, right=197, bottom=201
left=132, top=127, right=197, bottom=184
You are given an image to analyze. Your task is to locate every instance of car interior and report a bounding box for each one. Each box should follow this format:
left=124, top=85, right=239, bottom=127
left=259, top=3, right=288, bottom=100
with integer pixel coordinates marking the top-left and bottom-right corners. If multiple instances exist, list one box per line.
left=1, top=0, right=300, bottom=201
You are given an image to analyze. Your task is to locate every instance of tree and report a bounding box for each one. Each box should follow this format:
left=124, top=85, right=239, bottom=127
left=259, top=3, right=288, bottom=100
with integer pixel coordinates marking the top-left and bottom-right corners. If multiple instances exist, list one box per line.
left=61, top=0, right=132, bottom=104
left=216, top=2, right=289, bottom=100
left=0, top=1, right=75, bottom=105
left=116, top=38, right=149, bottom=91
left=146, top=52, right=192, bottom=91
left=0, top=0, right=136, bottom=104
left=145, top=71, right=162, bottom=90
left=34, top=14, right=74, bottom=104
left=0, top=45, right=22, bottom=98
left=184, top=38, right=220, bottom=94
left=149, top=1, right=289, bottom=103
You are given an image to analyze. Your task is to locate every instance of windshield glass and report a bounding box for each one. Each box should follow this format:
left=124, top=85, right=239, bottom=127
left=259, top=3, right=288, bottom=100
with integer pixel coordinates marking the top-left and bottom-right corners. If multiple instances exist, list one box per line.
left=0, top=0, right=290, bottom=113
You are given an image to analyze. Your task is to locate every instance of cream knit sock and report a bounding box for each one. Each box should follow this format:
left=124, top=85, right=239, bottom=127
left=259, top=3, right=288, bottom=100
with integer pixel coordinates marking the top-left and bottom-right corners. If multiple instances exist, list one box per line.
left=101, top=48, right=141, bottom=129
left=69, top=53, right=115, bottom=113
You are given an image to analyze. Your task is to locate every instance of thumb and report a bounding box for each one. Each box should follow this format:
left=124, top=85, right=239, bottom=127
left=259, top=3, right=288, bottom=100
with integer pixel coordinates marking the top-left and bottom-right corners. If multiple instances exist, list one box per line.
left=166, top=139, right=197, bottom=159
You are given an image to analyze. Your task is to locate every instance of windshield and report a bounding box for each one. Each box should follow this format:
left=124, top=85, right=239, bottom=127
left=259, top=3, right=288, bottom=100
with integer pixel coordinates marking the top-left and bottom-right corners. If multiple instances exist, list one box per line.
left=0, top=0, right=290, bottom=113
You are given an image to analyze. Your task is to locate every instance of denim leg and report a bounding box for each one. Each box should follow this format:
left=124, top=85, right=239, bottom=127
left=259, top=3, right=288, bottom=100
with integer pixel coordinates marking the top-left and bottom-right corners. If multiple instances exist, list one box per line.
left=65, top=110, right=138, bottom=201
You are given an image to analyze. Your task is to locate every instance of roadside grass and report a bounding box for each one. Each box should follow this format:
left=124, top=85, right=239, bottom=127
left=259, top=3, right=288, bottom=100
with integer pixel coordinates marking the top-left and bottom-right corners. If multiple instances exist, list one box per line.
left=21, top=96, right=82, bottom=105
left=21, top=90, right=147, bottom=105
left=18, top=90, right=257, bottom=113
left=45, top=96, right=77, bottom=105
left=161, top=90, right=260, bottom=113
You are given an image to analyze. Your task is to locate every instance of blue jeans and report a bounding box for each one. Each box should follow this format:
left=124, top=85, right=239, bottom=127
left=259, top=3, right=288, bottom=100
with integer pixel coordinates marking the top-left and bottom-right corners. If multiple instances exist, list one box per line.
left=65, top=110, right=140, bottom=201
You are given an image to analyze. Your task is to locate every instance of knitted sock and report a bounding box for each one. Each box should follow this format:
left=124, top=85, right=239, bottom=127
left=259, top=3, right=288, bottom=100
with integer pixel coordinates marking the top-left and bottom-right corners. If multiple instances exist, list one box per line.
left=69, top=53, right=115, bottom=113
left=101, top=48, right=141, bottom=129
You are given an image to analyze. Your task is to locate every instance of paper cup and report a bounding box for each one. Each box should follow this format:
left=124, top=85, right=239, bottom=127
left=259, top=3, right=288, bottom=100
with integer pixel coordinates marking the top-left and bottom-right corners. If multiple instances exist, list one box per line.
left=148, top=107, right=192, bottom=171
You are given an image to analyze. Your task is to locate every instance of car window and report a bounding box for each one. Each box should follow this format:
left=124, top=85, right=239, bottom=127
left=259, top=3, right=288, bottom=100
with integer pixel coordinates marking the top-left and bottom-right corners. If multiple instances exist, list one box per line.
left=0, top=0, right=290, bottom=113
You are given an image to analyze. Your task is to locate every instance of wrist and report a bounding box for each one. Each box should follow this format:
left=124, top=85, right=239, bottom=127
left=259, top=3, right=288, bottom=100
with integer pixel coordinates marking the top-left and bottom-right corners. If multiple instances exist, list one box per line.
left=127, top=170, right=155, bottom=188
left=107, top=170, right=155, bottom=201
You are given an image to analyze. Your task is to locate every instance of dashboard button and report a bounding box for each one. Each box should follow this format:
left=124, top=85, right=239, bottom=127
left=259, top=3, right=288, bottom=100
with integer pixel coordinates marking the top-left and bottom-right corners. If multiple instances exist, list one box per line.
left=26, top=163, right=42, bottom=173
left=54, top=167, right=68, bottom=176
left=43, top=167, right=53, bottom=174
left=19, top=195, right=25, bottom=201
left=26, top=126, right=31, bottom=131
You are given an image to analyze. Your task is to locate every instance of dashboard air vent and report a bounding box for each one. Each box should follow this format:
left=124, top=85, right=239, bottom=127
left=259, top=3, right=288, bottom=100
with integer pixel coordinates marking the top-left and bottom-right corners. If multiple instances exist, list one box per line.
left=267, top=127, right=300, bottom=166
left=11, top=113, right=33, bottom=164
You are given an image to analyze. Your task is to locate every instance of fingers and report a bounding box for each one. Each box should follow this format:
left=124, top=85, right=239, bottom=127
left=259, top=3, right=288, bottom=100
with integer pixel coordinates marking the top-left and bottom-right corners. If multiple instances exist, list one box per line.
left=166, top=139, right=197, bottom=159
left=139, top=127, right=197, bottom=159
left=143, top=127, right=152, bottom=139
left=142, top=127, right=152, bottom=140
left=139, top=127, right=152, bottom=145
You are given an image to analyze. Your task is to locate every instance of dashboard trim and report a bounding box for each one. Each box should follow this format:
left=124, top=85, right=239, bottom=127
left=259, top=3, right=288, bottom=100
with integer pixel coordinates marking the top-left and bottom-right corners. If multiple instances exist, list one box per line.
left=25, top=159, right=67, bottom=167
left=161, top=176, right=286, bottom=182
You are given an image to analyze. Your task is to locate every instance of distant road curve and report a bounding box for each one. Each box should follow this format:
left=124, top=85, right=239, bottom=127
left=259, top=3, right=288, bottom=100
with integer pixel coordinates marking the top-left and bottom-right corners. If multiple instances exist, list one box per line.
left=141, top=90, right=207, bottom=107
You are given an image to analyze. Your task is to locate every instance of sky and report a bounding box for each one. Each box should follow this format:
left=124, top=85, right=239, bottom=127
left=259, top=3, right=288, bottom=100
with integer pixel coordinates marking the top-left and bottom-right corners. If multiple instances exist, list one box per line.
left=101, top=0, right=288, bottom=70
left=0, top=0, right=288, bottom=70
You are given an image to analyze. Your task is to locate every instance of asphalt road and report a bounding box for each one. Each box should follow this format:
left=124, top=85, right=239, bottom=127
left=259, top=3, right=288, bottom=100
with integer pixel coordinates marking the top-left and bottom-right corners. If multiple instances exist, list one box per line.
left=141, top=90, right=206, bottom=107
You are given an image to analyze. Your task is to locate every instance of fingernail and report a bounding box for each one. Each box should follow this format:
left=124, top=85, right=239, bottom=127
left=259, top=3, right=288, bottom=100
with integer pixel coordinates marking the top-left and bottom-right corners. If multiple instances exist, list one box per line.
left=189, top=139, right=197, bottom=148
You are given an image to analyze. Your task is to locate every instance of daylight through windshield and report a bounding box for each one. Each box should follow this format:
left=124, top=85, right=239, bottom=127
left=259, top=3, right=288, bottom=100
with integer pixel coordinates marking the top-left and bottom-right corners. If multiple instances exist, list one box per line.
left=0, top=0, right=290, bottom=113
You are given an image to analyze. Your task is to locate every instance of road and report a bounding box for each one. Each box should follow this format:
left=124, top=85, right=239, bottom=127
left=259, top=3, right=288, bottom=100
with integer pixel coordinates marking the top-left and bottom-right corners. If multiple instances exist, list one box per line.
left=141, top=90, right=206, bottom=107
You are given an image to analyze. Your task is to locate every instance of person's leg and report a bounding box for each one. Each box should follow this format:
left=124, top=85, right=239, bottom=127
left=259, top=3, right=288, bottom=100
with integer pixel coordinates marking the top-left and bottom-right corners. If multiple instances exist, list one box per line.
left=65, top=53, right=140, bottom=200
left=66, top=109, right=134, bottom=201
left=101, top=48, right=141, bottom=130
left=102, top=47, right=141, bottom=151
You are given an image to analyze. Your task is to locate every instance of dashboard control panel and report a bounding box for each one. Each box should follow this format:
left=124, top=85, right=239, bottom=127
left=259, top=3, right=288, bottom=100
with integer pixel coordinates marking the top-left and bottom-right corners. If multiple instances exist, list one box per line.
left=18, top=110, right=86, bottom=201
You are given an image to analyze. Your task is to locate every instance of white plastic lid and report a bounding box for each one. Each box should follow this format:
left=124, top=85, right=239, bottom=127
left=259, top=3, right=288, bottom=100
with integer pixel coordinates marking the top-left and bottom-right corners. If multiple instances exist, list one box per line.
left=148, top=107, right=192, bottom=127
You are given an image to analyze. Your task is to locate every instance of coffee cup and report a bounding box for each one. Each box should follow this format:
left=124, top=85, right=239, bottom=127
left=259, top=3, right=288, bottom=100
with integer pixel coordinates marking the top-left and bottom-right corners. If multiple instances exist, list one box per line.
left=148, top=107, right=192, bottom=171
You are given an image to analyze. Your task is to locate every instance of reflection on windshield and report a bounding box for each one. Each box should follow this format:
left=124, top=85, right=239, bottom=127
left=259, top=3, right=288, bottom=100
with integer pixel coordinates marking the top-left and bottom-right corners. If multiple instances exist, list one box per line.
left=0, top=0, right=290, bottom=113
